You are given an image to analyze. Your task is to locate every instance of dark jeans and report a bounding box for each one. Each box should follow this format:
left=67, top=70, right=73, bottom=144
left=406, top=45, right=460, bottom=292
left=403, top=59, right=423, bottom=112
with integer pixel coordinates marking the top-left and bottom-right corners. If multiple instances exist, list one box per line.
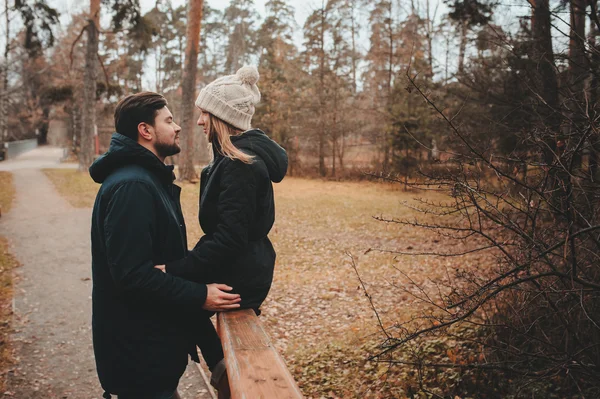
left=118, top=390, right=177, bottom=399
left=195, top=315, right=224, bottom=371
left=103, top=389, right=178, bottom=399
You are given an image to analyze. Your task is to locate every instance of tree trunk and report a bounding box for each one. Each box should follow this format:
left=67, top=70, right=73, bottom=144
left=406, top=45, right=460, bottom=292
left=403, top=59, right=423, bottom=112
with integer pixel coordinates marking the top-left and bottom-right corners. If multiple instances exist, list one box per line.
left=80, top=0, right=100, bottom=171
left=178, top=0, right=204, bottom=182
left=425, top=0, right=435, bottom=78
left=318, top=0, right=326, bottom=177
left=567, top=0, right=586, bottom=175
left=457, top=19, right=468, bottom=75
left=350, top=0, right=358, bottom=94
left=530, top=0, right=560, bottom=165
left=588, top=0, right=600, bottom=182
left=569, top=0, right=586, bottom=96
left=530, top=0, right=566, bottom=217
left=332, top=83, right=338, bottom=178
left=337, top=127, right=345, bottom=173
left=382, top=0, right=394, bottom=171
left=0, top=0, right=9, bottom=158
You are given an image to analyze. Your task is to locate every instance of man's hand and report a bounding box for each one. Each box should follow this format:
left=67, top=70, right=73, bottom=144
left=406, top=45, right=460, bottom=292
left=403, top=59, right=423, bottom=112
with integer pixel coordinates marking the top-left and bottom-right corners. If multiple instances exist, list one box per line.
left=155, top=264, right=166, bottom=273
left=203, top=284, right=241, bottom=311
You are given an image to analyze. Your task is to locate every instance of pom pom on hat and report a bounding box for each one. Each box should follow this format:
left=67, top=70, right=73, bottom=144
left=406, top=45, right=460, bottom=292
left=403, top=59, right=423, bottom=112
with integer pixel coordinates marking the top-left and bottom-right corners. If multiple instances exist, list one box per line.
left=236, top=65, right=259, bottom=85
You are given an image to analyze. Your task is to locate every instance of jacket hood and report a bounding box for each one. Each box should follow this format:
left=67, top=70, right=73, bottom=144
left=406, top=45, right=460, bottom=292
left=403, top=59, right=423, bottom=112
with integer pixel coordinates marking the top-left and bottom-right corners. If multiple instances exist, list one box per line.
left=229, top=129, right=288, bottom=183
left=89, top=133, right=175, bottom=184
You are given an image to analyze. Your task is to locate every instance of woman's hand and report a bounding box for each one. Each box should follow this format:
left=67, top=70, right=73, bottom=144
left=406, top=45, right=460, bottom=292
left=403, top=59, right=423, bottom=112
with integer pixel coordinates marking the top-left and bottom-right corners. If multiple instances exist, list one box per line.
left=155, top=264, right=166, bottom=273
left=203, top=284, right=241, bottom=311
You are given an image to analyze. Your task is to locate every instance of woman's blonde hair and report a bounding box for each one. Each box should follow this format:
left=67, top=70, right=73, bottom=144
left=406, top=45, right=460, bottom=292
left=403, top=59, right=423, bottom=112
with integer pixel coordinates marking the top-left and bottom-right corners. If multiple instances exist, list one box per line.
left=206, top=113, right=254, bottom=164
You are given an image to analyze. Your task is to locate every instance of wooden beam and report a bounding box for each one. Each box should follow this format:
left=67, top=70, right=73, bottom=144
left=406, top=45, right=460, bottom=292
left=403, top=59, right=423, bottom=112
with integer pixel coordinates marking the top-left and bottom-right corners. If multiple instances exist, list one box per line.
left=217, top=309, right=304, bottom=399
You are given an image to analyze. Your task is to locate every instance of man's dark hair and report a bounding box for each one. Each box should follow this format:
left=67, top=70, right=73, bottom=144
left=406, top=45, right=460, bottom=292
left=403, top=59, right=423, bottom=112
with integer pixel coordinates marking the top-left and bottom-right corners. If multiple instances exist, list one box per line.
left=114, top=92, right=167, bottom=140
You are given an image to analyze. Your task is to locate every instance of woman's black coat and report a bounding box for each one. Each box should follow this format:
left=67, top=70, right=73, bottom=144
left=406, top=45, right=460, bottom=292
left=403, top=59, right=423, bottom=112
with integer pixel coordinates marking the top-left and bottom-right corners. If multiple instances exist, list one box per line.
left=167, top=129, right=288, bottom=310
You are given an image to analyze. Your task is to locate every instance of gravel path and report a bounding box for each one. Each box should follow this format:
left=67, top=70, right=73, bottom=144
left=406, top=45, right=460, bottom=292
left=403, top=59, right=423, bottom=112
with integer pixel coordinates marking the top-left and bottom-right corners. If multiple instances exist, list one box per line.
left=0, top=147, right=213, bottom=399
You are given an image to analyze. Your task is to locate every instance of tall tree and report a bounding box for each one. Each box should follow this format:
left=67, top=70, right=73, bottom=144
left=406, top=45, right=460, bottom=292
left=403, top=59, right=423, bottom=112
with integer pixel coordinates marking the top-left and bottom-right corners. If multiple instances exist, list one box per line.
left=303, top=0, right=330, bottom=176
left=198, top=3, right=226, bottom=83
left=389, top=11, right=431, bottom=172
left=254, top=0, right=302, bottom=173
left=0, top=0, right=58, bottom=153
left=568, top=0, right=586, bottom=146
left=528, top=0, right=559, bottom=165
left=178, top=0, right=203, bottom=181
left=326, top=0, right=354, bottom=176
left=255, top=0, right=298, bottom=144
left=0, top=0, right=10, bottom=156
left=364, top=0, right=399, bottom=170
left=223, top=0, right=259, bottom=73
left=144, top=3, right=187, bottom=94
left=447, top=0, right=494, bottom=75
left=77, top=0, right=152, bottom=169
left=588, top=0, right=600, bottom=181
left=424, top=0, right=440, bottom=78
left=80, top=0, right=100, bottom=170
left=345, top=0, right=363, bottom=94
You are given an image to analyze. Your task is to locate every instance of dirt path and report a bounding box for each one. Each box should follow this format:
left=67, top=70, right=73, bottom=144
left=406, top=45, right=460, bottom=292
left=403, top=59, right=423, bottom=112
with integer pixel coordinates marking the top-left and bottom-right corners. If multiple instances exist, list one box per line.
left=0, top=147, right=212, bottom=399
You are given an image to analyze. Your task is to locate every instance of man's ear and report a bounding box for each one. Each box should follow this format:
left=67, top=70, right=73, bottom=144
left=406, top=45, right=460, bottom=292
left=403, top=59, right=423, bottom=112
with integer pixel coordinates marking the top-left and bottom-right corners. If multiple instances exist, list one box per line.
left=137, top=122, right=153, bottom=142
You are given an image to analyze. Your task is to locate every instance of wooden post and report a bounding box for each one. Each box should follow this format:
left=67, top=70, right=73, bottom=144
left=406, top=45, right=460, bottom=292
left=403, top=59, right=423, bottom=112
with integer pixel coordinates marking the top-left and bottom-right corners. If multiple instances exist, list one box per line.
left=217, top=309, right=304, bottom=399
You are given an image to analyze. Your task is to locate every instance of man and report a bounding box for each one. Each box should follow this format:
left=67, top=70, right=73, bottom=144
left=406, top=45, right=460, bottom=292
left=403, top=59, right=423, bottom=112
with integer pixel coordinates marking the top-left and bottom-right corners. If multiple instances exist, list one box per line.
left=90, top=92, right=240, bottom=399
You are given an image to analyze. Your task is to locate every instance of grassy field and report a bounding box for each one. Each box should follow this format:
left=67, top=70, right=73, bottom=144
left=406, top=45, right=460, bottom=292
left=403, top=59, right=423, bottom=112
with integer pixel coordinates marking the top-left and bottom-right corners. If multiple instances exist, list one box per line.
left=0, top=172, right=18, bottom=393
left=43, top=169, right=485, bottom=398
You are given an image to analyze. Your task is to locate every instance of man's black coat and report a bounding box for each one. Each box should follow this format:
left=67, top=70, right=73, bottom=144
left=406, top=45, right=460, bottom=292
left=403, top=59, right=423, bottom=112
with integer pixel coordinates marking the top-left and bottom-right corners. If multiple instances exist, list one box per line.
left=167, top=129, right=288, bottom=310
left=90, top=133, right=206, bottom=395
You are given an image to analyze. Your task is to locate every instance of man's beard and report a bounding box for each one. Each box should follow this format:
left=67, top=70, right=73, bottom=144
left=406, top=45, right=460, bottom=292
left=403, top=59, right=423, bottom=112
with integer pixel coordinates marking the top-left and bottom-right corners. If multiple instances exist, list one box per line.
left=155, top=139, right=181, bottom=158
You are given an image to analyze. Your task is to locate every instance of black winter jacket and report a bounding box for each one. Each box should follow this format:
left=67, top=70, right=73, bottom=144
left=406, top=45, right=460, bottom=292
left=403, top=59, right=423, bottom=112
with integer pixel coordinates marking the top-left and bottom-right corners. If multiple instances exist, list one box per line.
left=167, top=129, right=287, bottom=310
left=90, top=133, right=207, bottom=395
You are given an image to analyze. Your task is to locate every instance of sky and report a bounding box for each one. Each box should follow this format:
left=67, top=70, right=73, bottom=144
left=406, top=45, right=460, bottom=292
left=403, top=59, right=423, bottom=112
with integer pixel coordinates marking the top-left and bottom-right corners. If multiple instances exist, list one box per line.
left=50, top=0, right=316, bottom=30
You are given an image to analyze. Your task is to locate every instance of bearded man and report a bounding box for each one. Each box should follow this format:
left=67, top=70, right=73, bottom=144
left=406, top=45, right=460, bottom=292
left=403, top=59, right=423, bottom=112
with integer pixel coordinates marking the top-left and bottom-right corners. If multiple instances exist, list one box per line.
left=89, top=92, right=240, bottom=399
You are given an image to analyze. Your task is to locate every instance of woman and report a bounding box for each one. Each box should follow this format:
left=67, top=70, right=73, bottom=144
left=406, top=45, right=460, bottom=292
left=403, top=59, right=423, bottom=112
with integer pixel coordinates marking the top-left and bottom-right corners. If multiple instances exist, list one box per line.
left=165, top=65, right=288, bottom=395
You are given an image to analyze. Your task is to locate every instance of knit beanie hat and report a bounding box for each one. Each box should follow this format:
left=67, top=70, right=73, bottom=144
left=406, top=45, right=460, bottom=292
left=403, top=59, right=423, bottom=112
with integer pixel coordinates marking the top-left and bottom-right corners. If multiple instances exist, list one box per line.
left=195, top=66, right=261, bottom=131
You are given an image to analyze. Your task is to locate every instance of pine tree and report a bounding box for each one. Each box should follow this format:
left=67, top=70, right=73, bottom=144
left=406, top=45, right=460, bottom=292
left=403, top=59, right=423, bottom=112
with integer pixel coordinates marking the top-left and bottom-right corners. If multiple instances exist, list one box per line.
left=223, top=0, right=259, bottom=73
left=447, top=0, right=494, bottom=74
left=364, top=0, right=400, bottom=170
left=303, top=1, right=331, bottom=176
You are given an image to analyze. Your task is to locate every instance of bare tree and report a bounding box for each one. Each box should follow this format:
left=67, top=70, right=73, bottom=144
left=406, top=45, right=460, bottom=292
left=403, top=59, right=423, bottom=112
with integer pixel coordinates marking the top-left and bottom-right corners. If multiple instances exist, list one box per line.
left=356, top=11, right=600, bottom=395
left=178, top=0, right=203, bottom=182
left=0, top=0, right=9, bottom=158
left=80, top=0, right=100, bottom=170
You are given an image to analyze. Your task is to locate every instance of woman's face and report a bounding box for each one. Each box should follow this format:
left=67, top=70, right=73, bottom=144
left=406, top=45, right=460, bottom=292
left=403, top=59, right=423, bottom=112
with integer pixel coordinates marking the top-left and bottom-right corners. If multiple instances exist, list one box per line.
left=197, top=109, right=212, bottom=142
left=197, top=110, right=210, bottom=133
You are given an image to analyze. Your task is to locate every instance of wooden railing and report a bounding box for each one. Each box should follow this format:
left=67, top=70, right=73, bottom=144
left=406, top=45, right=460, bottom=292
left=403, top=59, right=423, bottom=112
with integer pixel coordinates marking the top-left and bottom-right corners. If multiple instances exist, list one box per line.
left=2, top=138, right=38, bottom=160
left=217, top=309, right=304, bottom=399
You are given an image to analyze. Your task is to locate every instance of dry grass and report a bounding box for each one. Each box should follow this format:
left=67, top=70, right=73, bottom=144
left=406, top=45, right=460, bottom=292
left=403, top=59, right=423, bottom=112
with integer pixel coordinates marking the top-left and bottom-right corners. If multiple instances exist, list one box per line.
left=0, top=237, right=18, bottom=393
left=0, top=172, right=15, bottom=215
left=44, top=169, right=482, bottom=397
left=42, top=169, right=99, bottom=208
left=0, top=172, right=17, bottom=392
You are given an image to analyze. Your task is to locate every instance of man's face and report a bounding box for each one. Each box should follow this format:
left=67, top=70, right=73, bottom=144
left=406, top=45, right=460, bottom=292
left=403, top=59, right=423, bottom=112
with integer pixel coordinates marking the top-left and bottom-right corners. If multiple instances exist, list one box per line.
left=152, top=107, right=181, bottom=158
